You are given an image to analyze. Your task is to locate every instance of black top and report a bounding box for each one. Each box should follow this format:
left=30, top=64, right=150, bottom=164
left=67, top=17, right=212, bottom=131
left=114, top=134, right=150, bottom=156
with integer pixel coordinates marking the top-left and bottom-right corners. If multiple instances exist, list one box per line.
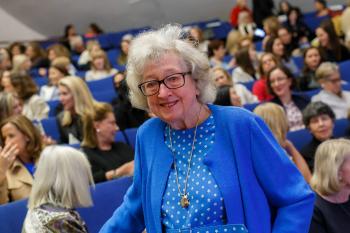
left=322, top=45, right=350, bottom=63
left=300, top=136, right=323, bottom=173
left=298, top=70, right=321, bottom=91
left=309, top=194, right=350, bottom=233
left=56, top=112, right=83, bottom=144
left=271, top=94, right=310, bottom=112
left=81, top=142, right=134, bottom=183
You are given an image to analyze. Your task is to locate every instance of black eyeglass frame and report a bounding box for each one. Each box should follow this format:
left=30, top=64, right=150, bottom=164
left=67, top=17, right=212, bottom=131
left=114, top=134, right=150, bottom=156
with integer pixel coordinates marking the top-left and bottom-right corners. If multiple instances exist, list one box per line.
left=138, top=71, right=192, bottom=96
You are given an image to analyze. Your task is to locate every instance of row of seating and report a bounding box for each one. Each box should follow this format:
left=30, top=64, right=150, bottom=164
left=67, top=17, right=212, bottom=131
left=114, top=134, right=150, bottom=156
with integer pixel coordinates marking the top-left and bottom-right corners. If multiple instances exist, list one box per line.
left=0, top=177, right=133, bottom=233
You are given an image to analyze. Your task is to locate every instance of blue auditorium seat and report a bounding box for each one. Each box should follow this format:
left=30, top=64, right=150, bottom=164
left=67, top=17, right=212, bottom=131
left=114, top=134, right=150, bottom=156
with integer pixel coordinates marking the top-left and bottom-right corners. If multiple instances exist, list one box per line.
left=107, top=49, right=120, bottom=68
left=243, top=102, right=260, bottom=112
left=333, top=118, right=350, bottom=138
left=240, top=81, right=255, bottom=92
left=124, top=127, right=138, bottom=148
left=339, top=60, right=350, bottom=83
left=287, top=128, right=313, bottom=151
left=0, top=177, right=133, bottom=233
left=292, top=56, right=304, bottom=71
left=41, top=117, right=60, bottom=142
left=33, top=77, right=49, bottom=88
left=47, top=100, right=60, bottom=117
left=92, top=90, right=117, bottom=103
left=87, top=75, right=115, bottom=93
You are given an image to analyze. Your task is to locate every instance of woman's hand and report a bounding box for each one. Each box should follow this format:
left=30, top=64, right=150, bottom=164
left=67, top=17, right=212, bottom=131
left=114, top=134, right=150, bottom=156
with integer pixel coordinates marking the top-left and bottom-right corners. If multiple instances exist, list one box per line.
left=0, top=142, right=19, bottom=180
left=41, top=135, right=56, bottom=146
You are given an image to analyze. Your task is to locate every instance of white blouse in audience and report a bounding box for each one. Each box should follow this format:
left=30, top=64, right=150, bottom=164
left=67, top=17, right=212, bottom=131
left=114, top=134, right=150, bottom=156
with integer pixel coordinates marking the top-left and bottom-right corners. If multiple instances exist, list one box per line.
left=22, top=94, right=49, bottom=121
left=85, top=68, right=118, bottom=82
left=312, top=90, right=350, bottom=119
left=40, top=85, right=59, bottom=101
left=234, top=83, right=259, bottom=105
left=232, top=67, right=257, bottom=83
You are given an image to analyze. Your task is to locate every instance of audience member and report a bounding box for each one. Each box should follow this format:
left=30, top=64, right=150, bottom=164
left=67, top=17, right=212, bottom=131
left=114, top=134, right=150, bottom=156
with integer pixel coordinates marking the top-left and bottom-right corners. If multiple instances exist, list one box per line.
left=85, top=23, right=104, bottom=38
left=22, top=146, right=93, bottom=233
left=312, top=62, right=350, bottom=119
left=277, top=26, right=300, bottom=57
left=267, top=66, right=309, bottom=131
left=254, top=102, right=312, bottom=182
left=212, top=66, right=258, bottom=105
left=61, top=24, right=78, bottom=50
left=265, top=36, right=300, bottom=75
left=69, top=35, right=85, bottom=55
left=225, top=30, right=242, bottom=56
left=298, top=47, right=324, bottom=91
left=285, top=7, right=313, bottom=43
left=111, top=73, right=149, bottom=130
left=252, top=0, right=275, bottom=27
left=0, top=48, right=12, bottom=71
left=0, top=70, right=13, bottom=92
left=229, top=0, right=252, bottom=28
left=117, top=34, right=133, bottom=66
left=316, top=19, right=350, bottom=62
left=232, top=47, right=257, bottom=83
left=85, top=49, right=118, bottom=81
left=81, top=103, right=134, bottom=183
left=278, top=1, right=292, bottom=16
left=252, top=52, right=278, bottom=101
left=309, top=138, right=350, bottom=233
left=301, top=101, right=335, bottom=172
left=188, top=26, right=209, bottom=53
left=25, top=42, right=50, bottom=69
left=9, top=72, right=49, bottom=121
left=208, top=39, right=234, bottom=70
left=341, top=1, right=350, bottom=50
left=314, top=0, right=330, bottom=17
left=57, top=76, right=97, bottom=144
left=11, top=54, right=31, bottom=74
left=0, top=115, right=43, bottom=204
left=47, top=44, right=71, bottom=62
left=40, top=62, right=69, bottom=101
left=8, top=42, right=25, bottom=58
left=78, top=40, right=101, bottom=67
left=262, top=16, right=280, bottom=49
left=0, top=92, right=22, bottom=125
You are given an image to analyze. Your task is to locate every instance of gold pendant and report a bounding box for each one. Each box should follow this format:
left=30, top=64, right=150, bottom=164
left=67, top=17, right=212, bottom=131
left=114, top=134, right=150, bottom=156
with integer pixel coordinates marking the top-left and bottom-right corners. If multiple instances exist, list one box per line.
left=180, top=194, right=189, bottom=208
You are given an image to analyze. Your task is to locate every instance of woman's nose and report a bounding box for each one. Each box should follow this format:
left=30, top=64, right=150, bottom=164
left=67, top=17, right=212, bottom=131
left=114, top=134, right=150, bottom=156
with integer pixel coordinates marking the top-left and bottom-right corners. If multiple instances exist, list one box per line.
left=157, top=83, right=170, bottom=97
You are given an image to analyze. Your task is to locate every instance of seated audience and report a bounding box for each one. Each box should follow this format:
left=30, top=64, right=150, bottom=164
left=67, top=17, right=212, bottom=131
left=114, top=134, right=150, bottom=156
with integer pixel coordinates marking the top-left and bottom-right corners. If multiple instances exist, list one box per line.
left=267, top=66, right=309, bottom=131
left=25, top=42, right=50, bottom=69
left=312, top=62, right=350, bottom=119
left=85, top=49, right=118, bottom=81
left=11, top=54, right=31, bottom=74
left=232, top=47, right=258, bottom=83
left=46, top=44, right=75, bottom=76
left=262, top=16, right=281, bottom=49
left=0, top=92, right=22, bottom=125
left=229, top=0, right=252, bottom=28
left=81, top=103, right=134, bottom=183
left=254, top=102, right=312, bottom=182
left=341, top=1, right=350, bottom=50
left=0, top=48, right=12, bottom=71
left=225, top=30, right=242, bottom=56
left=285, top=7, right=313, bottom=43
left=8, top=42, right=25, bottom=58
left=309, top=138, right=350, bottom=233
left=212, top=66, right=258, bottom=105
left=301, top=101, right=335, bottom=172
left=78, top=40, right=101, bottom=67
left=0, top=70, right=12, bottom=92
left=9, top=72, right=49, bottom=121
left=298, top=47, right=324, bottom=91
left=188, top=26, right=209, bottom=53
left=277, top=26, right=300, bottom=57
left=84, top=23, right=104, bottom=38
left=265, top=36, right=300, bottom=75
left=314, top=0, right=330, bottom=17
left=0, top=115, right=43, bottom=204
left=316, top=19, right=350, bottom=62
left=40, top=62, right=69, bottom=101
left=111, top=73, right=149, bottom=130
left=60, top=24, right=78, bottom=51
left=252, top=52, right=278, bottom=101
left=22, top=145, right=93, bottom=233
left=208, top=39, right=234, bottom=70
left=117, top=34, right=133, bottom=66
left=278, top=1, right=292, bottom=16
left=57, top=76, right=97, bottom=144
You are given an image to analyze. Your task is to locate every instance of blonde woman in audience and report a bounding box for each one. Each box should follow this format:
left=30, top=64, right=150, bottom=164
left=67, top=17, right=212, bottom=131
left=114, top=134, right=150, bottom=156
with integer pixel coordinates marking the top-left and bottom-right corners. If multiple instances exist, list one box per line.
left=254, top=103, right=312, bottom=182
left=81, top=103, right=134, bottom=183
left=309, top=138, right=350, bottom=233
left=212, top=66, right=258, bottom=105
left=22, top=146, right=94, bottom=233
left=189, top=27, right=209, bottom=53
left=57, top=76, right=97, bottom=144
left=25, top=42, right=49, bottom=69
left=117, top=34, right=133, bottom=66
left=262, top=16, right=281, bottom=49
left=78, top=40, right=101, bottom=66
left=8, top=72, right=49, bottom=121
left=11, top=54, right=32, bottom=74
left=40, top=61, right=69, bottom=101
left=0, top=115, right=43, bottom=204
left=225, top=30, right=242, bottom=56
left=267, top=66, right=309, bottom=131
left=252, top=52, right=278, bottom=101
left=85, top=49, right=118, bottom=81
left=312, top=62, right=350, bottom=119
left=0, top=92, right=22, bottom=124
left=46, top=44, right=76, bottom=76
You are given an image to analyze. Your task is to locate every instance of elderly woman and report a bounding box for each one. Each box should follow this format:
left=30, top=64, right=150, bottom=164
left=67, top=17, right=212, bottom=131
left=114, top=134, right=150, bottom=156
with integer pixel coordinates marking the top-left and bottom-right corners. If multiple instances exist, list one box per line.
left=22, top=146, right=94, bottom=233
left=267, top=65, right=309, bottom=131
left=301, top=101, right=335, bottom=172
left=81, top=103, right=134, bottom=183
left=312, top=62, right=350, bottom=119
left=0, top=115, right=43, bottom=204
left=254, top=103, right=312, bottom=182
left=309, top=138, right=350, bottom=233
left=99, top=24, right=314, bottom=233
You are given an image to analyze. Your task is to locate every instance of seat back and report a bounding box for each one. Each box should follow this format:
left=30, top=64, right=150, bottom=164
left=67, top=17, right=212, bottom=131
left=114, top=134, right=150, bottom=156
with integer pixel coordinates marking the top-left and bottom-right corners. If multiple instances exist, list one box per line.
left=41, top=117, right=60, bottom=141
left=287, top=128, right=313, bottom=151
left=0, top=198, right=28, bottom=233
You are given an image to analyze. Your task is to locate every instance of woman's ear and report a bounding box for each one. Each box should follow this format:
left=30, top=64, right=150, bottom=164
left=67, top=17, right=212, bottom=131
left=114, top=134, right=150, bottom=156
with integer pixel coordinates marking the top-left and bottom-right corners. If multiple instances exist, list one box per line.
left=93, top=121, right=100, bottom=130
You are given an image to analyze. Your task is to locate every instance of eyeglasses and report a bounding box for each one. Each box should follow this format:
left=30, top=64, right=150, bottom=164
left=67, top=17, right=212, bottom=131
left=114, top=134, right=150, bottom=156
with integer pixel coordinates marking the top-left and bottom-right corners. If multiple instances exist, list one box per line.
left=325, top=78, right=341, bottom=84
left=138, top=72, right=191, bottom=96
left=270, top=76, right=288, bottom=85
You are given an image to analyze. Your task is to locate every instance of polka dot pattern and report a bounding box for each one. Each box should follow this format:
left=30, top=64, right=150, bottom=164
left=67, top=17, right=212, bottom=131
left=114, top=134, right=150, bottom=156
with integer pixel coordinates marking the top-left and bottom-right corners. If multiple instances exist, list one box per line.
left=165, top=224, right=248, bottom=233
left=162, top=115, right=228, bottom=230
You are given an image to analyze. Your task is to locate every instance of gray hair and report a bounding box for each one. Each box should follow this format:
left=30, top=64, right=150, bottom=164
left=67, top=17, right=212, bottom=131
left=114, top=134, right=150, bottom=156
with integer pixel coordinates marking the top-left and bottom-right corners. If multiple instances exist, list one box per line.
left=315, top=62, right=339, bottom=82
left=126, top=24, right=217, bottom=110
left=28, top=145, right=94, bottom=210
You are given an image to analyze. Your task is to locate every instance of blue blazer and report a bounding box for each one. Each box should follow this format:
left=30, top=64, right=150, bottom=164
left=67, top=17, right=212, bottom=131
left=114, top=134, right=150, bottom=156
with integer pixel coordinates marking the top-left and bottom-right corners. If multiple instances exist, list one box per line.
left=100, top=105, right=315, bottom=233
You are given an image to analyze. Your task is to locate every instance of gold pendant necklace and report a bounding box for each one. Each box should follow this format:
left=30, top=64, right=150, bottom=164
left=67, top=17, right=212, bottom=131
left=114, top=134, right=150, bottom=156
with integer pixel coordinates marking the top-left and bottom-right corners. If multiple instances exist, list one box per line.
left=168, top=105, right=202, bottom=208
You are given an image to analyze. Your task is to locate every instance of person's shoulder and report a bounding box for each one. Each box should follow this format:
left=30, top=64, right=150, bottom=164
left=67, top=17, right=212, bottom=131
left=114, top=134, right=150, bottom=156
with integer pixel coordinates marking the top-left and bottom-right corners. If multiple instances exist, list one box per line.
left=137, top=117, right=164, bottom=137
left=210, top=104, right=256, bottom=122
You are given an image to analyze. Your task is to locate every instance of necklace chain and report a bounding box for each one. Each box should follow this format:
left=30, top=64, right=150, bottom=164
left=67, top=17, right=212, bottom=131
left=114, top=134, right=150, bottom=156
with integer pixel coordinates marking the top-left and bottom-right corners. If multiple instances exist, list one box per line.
left=168, top=104, right=203, bottom=208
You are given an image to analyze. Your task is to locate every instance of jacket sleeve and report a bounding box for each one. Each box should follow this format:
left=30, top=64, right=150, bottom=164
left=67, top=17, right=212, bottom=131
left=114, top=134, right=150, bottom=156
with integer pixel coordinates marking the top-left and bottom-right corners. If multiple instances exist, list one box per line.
left=99, top=133, right=145, bottom=233
left=249, top=116, right=315, bottom=233
left=0, top=178, right=9, bottom=204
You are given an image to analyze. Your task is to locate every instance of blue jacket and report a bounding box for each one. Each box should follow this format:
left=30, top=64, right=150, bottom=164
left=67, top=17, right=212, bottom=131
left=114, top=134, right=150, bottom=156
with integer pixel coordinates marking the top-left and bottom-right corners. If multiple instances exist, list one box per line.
left=100, top=105, right=315, bottom=233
